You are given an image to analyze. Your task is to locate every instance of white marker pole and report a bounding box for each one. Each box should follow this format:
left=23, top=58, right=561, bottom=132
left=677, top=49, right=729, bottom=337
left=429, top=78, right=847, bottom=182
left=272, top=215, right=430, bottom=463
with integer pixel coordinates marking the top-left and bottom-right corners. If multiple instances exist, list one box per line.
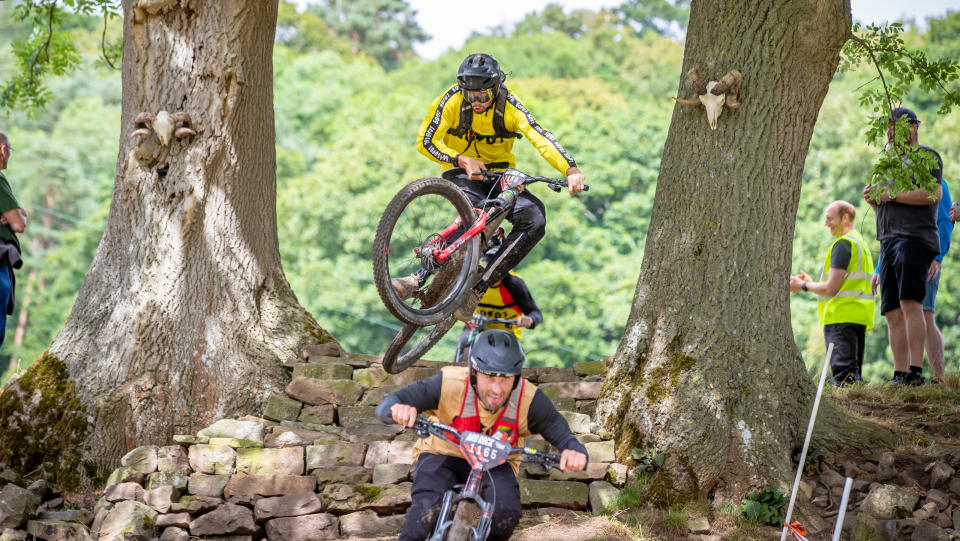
left=832, top=477, right=854, bottom=541
left=780, top=342, right=833, bottom=541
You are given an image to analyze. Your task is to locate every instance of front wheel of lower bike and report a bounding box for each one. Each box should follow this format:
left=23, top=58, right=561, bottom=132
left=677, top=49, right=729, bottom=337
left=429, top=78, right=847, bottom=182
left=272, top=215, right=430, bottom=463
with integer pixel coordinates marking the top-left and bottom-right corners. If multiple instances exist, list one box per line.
left=373, top=178, right=480, bottom=327
left=381, top=315, right=458, bottom=374
left=445, top=501, right=480, bottom=541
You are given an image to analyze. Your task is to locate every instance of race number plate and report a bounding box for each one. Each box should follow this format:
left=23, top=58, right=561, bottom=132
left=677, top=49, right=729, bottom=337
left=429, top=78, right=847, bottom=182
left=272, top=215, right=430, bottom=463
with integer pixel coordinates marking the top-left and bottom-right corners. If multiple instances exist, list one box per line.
left=499, top=168, right=527, bottom=192
left=460, top=431, right=511, bottom=471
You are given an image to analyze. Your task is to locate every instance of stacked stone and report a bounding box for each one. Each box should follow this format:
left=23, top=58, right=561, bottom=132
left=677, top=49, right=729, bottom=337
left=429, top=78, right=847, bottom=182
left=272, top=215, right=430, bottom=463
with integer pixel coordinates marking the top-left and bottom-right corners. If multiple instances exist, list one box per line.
left=0, top=478, right=96, bottom=541
left=2, top=346, right=626, bottom=541
left=801, top=451, right=960, bottom=540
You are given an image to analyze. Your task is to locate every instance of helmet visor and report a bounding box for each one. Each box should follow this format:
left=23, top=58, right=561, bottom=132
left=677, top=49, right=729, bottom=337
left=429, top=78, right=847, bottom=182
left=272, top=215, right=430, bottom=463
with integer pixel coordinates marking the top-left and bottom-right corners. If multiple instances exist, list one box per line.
left=463, top=88, right=494, bottom=105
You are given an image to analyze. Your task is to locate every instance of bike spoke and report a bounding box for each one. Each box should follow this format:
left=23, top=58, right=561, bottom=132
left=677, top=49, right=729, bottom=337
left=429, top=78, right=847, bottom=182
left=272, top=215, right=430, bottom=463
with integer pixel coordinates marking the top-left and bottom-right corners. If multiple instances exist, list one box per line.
left=388, top=193, right=464, bottom=311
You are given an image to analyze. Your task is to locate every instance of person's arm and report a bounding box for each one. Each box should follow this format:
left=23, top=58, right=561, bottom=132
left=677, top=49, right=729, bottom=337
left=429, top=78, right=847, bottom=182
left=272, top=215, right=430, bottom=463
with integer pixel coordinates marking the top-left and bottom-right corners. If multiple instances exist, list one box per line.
left=794, top=268, right=847, bottom=298
left=876, top=184, right=942, bottom=206
left=791, top=240, right=850, bottom=297
left=935, top=182, right=952, bottom=261
left=415, top=86, right=462, bottom=167
left=504, top=94, right=578, bottom=178
left=526, top=389, right=587, bottom=458
left=863, top=185, right=878, bottom=211
left=1, top=207, right=26, bottom=233
left=503, top=274, right=542, bottom=329
left=375, top=374, right=443, bottom=427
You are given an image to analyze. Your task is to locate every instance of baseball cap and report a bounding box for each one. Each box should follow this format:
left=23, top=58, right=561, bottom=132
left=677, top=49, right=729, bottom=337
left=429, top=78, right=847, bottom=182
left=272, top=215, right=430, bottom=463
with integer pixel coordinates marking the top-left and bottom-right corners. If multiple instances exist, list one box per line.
left=888, top=107, right=920, bottom=125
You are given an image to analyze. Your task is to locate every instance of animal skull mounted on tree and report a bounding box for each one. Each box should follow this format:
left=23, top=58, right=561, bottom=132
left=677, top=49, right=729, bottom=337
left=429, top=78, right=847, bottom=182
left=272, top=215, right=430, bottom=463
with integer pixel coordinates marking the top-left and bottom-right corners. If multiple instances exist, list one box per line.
left=131, top=111, right=196, bottom=145
left=675, top=69, right=743, bottom=130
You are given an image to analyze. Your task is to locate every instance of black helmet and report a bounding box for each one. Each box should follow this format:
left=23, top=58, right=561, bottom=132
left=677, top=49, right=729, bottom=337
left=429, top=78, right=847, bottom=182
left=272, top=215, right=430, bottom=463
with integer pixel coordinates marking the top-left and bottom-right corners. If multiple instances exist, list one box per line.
left=470, top=329, right=524, bottom=376
left=457, top=53, right=502, bottom=91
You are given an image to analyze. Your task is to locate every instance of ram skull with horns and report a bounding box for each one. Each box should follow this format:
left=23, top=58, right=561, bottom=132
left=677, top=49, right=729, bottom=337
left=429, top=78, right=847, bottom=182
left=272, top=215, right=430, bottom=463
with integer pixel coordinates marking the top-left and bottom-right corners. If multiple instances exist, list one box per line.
left=675, top=68, right=743, bottom=130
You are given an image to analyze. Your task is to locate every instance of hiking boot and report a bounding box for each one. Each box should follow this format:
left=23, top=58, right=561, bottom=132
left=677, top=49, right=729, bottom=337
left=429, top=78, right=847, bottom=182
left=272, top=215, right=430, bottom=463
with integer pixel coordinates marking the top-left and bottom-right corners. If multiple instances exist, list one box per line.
left=391, top=274, right=423, bottom=300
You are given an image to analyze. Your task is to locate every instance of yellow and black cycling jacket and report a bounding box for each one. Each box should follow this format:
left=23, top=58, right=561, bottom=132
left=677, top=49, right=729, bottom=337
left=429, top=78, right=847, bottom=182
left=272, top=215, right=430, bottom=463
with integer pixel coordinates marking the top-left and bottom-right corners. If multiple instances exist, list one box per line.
left=416, top=84, right=577, bottom=175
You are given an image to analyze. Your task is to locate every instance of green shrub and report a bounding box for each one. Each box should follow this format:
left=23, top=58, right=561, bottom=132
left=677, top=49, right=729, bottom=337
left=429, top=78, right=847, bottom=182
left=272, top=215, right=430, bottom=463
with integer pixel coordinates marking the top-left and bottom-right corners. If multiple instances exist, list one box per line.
left=740, top=487, right=787, bottom=527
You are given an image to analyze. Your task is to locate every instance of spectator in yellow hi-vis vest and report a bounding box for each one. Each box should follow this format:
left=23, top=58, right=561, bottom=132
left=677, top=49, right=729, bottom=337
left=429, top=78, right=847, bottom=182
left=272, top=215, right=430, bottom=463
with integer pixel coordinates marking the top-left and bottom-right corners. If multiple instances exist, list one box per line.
left=790, top=201, right=876, bottom=385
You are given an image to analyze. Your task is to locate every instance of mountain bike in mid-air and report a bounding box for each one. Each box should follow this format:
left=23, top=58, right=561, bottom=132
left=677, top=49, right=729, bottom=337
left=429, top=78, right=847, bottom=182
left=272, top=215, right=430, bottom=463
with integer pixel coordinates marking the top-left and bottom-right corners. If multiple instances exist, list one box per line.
left=410, top=416, right=562, bottom=541
left=373, top=168, right=586, bottom=373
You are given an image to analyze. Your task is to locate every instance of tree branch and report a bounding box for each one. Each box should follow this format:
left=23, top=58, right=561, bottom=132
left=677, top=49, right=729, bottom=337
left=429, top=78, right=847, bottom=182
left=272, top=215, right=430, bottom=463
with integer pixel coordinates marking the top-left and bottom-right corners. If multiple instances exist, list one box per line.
left=27, top=3, right=58, bottom=86
left=101, top=12, right=117, bottom=70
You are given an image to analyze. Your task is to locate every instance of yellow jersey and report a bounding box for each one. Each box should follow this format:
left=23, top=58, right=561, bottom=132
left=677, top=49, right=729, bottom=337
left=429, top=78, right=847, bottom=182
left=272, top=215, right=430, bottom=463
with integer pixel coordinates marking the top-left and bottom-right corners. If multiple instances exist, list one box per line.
left=416, top=84, right=577, bottom=175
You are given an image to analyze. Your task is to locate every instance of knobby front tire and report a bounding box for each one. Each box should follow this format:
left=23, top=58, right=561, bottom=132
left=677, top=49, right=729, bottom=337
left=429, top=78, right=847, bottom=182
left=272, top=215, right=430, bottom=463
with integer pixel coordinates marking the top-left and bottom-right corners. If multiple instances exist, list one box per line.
left=381, top=315, right=458, bottom=374
left=373, top=177, right=480, bottom=327
left=445, top=519, right=472, bottom=541
left=446, top=501, right=480, bottom=541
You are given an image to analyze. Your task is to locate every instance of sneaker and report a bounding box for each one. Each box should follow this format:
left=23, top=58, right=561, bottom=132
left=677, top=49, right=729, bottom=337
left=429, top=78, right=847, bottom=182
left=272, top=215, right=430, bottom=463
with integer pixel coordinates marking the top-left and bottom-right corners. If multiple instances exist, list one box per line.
left=391, top=274, right=422, bottom=299
left=904, top=371, right=926, bottom=386
left=890, top=371, right=926, bottom=386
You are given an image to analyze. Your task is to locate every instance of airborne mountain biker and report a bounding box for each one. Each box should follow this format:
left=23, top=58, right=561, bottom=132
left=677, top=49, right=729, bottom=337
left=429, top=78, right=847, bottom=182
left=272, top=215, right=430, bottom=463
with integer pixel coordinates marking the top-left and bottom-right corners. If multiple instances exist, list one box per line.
left=392, top=52, right=586, bottom=311
left=376, top=330, right=588, bottom=541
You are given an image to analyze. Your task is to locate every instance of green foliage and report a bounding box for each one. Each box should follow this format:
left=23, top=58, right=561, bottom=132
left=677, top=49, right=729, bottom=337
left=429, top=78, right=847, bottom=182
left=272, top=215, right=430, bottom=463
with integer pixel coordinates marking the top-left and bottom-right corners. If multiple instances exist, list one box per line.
left=2, top=3, right=960, bottom=384
left=1, top=0, right=119, bottom=114
left=801, top=448, right=827, bottom=475
left=631, top=441, right=665, bottom=474
left=740, top=487, right=787, bottom=527
left=513, top=4, right=597, bottom=38
left=841, top=22, right=960, bottom=199
left=662, top=503, right=688, bottom=532
left=617, top=0, right=690, bottom=36
left=612, top=475, right=648, bottom=510
left=307, top=0, right=429, bottom=70
left=0, top=352, right=88, bottom=489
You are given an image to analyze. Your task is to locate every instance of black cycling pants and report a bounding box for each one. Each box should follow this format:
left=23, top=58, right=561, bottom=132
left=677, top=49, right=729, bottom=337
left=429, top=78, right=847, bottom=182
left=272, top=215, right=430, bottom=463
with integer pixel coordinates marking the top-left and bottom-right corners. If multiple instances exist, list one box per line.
left=399, top=452, right=522, bottom=541
left=446, top=173, right=546, bottom=288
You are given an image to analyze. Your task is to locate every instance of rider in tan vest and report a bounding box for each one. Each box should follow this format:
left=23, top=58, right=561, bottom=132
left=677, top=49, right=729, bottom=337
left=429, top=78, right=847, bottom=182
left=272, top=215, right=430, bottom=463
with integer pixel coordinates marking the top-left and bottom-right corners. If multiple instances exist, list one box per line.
left=376, top=330, right=588, bottom=541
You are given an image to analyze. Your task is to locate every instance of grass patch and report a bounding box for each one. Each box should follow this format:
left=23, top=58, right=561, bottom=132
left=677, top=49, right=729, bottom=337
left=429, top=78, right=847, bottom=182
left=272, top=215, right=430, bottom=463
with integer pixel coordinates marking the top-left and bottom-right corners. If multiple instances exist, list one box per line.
left=662, top=504, right=687, bottom=533
left=824, top=373, right=960, bottom=448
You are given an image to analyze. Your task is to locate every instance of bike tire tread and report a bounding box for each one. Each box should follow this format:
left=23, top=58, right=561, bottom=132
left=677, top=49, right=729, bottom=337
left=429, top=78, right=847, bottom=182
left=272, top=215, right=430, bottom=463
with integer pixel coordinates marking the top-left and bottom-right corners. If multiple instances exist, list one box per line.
left=373, top=177, right=479, bottom=326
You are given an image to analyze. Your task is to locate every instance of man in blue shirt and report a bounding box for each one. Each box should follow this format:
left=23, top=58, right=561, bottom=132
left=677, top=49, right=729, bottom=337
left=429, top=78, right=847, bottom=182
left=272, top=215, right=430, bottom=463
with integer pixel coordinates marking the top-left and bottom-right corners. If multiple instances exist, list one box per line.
left=924, top=179, right=954, bottom=381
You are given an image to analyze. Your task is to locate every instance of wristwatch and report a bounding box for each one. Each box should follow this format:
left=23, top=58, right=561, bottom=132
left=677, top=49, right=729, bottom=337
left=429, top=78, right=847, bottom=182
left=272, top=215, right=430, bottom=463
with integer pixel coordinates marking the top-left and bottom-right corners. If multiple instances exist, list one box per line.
left=801, top=282, right=808, bottom=292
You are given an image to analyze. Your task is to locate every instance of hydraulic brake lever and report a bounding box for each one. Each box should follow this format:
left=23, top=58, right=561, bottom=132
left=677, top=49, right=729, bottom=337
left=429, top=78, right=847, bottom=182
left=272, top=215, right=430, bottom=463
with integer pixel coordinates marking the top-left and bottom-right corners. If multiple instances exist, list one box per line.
left=546, top=182, right=590, bottom=193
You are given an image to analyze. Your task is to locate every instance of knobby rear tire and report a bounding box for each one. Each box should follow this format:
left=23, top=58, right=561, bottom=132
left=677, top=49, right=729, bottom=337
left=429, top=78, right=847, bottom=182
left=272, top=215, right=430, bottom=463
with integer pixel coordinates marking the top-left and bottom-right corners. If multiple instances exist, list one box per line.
left=381, top=315, right=458, bottom=374
left=373, top=177, right=480, bottom=327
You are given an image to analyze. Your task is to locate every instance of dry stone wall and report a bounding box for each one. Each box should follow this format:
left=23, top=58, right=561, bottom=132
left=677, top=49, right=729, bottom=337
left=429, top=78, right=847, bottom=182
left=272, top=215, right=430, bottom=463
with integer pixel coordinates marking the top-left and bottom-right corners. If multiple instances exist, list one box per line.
left=1, top=346, right=624, bottom=541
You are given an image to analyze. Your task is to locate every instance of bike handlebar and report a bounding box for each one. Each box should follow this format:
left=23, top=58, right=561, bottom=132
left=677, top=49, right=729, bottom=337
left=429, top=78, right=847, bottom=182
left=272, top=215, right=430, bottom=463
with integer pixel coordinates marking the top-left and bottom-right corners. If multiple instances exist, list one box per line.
left=411, top=417, right=562, bottom=470
left=480, top=170, right=589, bottom=192
left=469, top=314, right=517, bottom=330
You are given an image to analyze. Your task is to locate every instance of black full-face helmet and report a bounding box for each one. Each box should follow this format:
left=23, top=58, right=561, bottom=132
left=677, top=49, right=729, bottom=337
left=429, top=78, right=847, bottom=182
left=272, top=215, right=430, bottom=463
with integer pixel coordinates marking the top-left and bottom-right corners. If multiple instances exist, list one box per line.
left=469, top=329, right=525, bottom=376
left=457, top=53, right=503, bottom=93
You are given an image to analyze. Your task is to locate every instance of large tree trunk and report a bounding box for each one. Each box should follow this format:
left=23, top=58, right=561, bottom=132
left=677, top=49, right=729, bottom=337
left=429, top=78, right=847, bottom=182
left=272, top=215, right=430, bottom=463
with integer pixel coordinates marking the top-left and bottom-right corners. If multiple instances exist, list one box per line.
left=595, top=0, right=887, bottom=503
left=47, top=0, right=333, bottom=470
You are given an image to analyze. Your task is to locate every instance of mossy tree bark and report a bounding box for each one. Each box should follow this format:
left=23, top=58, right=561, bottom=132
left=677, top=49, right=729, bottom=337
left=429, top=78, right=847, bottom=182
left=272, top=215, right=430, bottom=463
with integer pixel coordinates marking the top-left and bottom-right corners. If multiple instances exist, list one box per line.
left=45, top=0, right=334, bottom=472
left=595, top=0, right=890, bottom=503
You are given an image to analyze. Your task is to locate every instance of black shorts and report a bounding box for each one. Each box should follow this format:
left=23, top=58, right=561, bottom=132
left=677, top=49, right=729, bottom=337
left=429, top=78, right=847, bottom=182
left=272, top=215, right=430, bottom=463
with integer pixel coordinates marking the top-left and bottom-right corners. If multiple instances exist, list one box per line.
left=878, top=237, right=937, bottom=315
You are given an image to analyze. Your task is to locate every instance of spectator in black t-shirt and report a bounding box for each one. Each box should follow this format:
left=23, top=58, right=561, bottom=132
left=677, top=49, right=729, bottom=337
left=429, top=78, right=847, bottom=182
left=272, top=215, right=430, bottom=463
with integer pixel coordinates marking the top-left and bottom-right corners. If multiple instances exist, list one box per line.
left=862, top=107, right=943, bottom=385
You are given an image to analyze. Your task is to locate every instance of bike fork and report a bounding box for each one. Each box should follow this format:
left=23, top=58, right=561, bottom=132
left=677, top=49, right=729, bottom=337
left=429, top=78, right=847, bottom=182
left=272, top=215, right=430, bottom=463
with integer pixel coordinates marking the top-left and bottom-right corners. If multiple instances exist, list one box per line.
left=428, top=490, right=460, bottom=541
